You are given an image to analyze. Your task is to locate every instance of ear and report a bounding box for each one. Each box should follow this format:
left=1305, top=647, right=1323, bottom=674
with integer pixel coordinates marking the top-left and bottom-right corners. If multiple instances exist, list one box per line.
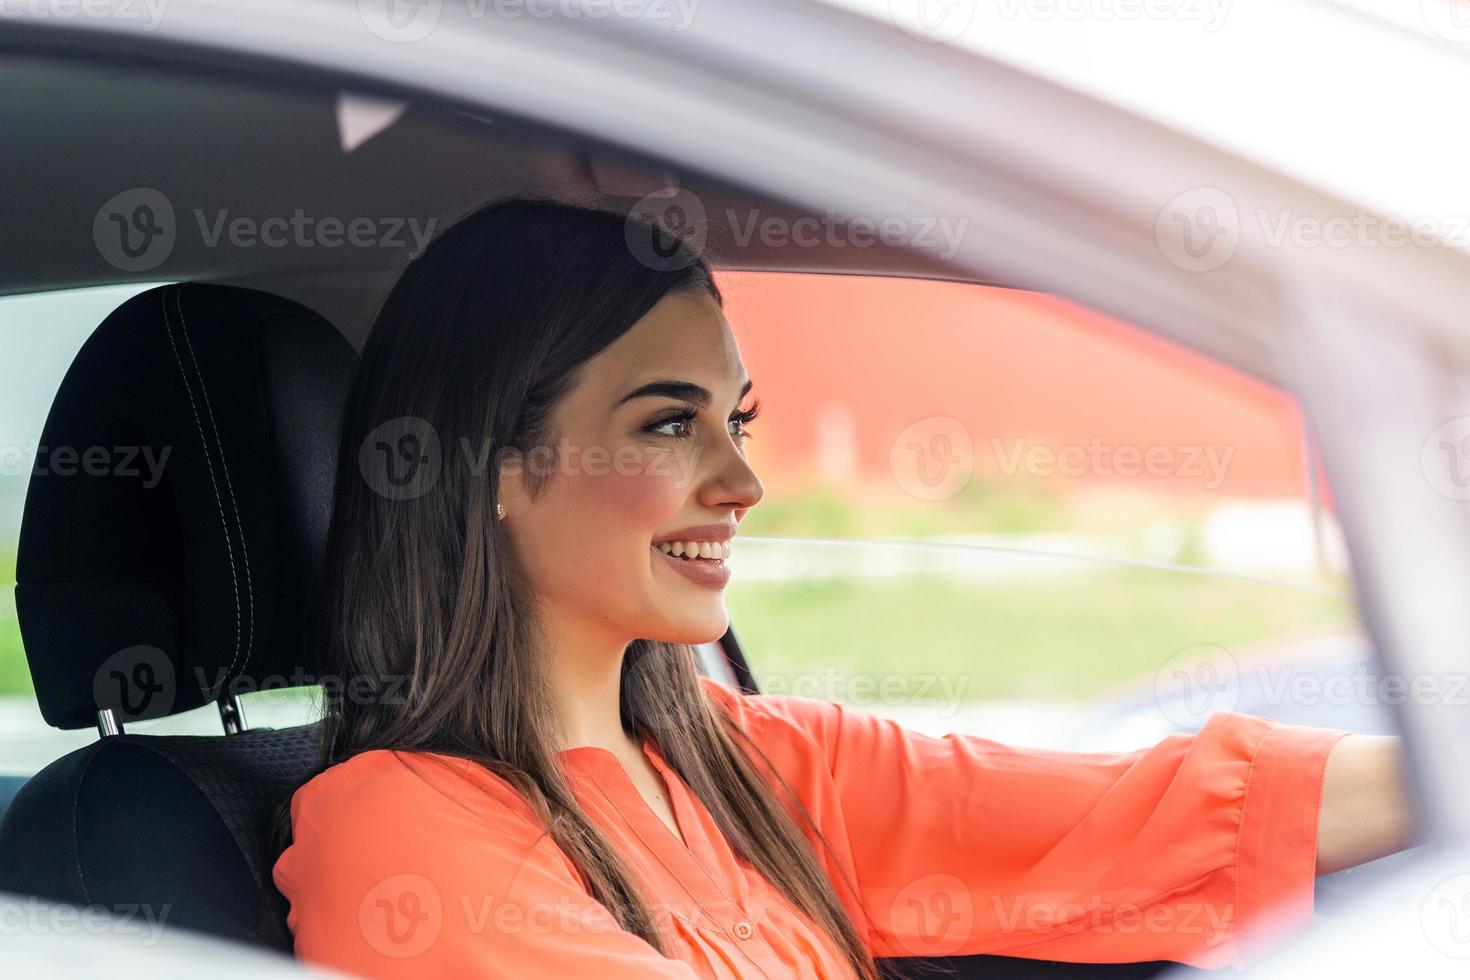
left=496, top=443, right=529, bottom=516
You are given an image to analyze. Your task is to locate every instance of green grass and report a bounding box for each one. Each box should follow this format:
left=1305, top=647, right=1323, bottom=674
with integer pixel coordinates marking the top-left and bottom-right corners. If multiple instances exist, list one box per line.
left=0, top=547, right=26, bottom=695
left=726, top=569, right=1358, bottom=702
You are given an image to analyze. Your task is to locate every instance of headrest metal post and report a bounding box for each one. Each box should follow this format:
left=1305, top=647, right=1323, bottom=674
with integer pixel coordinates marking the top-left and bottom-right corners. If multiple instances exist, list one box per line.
left=96, top=708, right=123, bottom=738
left=218, top=694, right=248, bottom=735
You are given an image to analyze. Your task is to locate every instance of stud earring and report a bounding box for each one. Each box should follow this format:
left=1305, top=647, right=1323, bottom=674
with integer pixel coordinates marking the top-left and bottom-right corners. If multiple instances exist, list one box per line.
left=496, top=501, right=506, bottom=520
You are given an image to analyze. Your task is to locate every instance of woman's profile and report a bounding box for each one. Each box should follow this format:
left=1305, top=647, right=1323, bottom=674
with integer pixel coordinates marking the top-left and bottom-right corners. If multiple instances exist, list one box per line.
left=271, top=195, right=1414, bottom=979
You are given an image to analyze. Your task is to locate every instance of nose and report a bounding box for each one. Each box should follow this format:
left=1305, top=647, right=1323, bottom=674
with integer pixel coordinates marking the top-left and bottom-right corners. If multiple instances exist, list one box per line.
left=695, top=434, right=763, bottom=514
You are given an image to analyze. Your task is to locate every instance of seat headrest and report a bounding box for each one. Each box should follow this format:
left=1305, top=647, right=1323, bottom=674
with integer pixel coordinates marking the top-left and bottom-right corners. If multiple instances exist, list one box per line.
left=15, top=283, right=357, bottom=730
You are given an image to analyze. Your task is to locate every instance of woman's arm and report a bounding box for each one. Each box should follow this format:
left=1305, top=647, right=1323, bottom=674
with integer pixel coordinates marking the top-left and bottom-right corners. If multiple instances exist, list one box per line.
left=1316, top=734, right=1418, bottom=875
left=705, top=676, right=1359, bottom=970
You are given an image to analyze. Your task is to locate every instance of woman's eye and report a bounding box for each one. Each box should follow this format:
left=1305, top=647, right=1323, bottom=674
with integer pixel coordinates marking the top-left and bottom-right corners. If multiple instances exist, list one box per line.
left=730, top=398, right=761, bottom=441
left=646, top=401, right=759, bottom=441
left=646, top=413, right=696, bottom=438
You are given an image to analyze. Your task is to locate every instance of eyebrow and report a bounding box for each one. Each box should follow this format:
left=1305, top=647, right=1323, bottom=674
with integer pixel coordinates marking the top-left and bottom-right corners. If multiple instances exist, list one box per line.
left=615, top=377, right=753, bottom=409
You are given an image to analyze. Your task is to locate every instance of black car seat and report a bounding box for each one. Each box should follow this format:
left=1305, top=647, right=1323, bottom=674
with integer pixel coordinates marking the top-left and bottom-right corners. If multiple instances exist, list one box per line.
left=0, top=282, right=355, bottom=951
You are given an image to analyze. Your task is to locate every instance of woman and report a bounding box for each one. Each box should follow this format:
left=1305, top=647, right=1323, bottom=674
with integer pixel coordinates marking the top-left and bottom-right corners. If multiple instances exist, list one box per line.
left=271, top=196, right=1415, bottom=979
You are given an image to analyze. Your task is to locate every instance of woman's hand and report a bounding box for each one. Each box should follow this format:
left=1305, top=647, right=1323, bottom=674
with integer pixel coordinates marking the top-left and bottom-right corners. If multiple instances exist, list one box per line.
left=1316, top=734, right=1417, bottom=875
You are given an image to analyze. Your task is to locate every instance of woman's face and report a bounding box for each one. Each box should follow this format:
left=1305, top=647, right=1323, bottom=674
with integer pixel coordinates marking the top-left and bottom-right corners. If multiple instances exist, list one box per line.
left=500, top=289, right=764, bottom=650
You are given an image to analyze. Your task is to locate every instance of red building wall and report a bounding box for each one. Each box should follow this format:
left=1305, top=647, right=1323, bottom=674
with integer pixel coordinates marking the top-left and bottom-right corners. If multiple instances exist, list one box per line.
left=717, top=271, right=1318, bottom=507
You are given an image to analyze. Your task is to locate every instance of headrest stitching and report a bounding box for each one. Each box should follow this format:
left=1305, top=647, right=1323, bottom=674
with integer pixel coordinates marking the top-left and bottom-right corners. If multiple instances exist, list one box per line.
left=173, top=284, right=255, bottom=687
left=160, top=285, right=244, bottom=695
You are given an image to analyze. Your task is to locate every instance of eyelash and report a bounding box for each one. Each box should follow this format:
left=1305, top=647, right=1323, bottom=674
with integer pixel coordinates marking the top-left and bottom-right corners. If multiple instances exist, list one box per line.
left=646, top=398, right=762, bottom=442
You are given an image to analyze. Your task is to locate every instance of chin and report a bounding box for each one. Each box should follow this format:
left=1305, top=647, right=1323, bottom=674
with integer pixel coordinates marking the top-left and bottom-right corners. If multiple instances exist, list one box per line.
left=649, top=607, right=729, bottom=646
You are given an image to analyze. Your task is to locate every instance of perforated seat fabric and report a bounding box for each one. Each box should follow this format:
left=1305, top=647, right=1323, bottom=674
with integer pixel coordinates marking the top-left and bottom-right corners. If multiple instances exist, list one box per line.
left=0, top=724, right=321, bottom=949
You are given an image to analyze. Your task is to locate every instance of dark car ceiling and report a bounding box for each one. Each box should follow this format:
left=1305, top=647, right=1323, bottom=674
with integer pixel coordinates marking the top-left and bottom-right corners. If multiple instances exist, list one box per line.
left=2, top=51, right=971, bottom=346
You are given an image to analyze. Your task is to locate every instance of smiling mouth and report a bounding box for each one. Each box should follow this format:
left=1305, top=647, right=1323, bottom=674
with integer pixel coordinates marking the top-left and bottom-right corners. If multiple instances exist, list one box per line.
left=652, top=540, right=732, bottom=561
left=650, top=546, right=725, bottom=563
left=650, top=543, right=732, bottom=588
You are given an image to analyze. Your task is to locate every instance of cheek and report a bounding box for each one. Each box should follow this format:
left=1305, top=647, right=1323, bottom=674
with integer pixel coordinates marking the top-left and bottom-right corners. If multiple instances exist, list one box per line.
left=587, top=449, right=689, bottom=534
left=559, top=445, right=691, bottom=548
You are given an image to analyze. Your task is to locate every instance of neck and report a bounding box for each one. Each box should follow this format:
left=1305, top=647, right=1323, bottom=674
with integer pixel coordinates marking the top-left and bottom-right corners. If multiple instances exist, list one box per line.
left=544, top=617, right=638, bottom=753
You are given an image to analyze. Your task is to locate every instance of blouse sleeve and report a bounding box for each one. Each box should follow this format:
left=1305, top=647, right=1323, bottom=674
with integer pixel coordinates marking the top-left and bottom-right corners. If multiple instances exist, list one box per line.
left=271, top=749, right=701, bottom=980
left=700, top=675, right=1352, bottom=970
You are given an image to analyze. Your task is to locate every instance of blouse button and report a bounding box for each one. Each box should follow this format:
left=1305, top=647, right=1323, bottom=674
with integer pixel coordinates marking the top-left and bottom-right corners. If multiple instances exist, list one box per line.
left=732, top=920, right=754, bottom=940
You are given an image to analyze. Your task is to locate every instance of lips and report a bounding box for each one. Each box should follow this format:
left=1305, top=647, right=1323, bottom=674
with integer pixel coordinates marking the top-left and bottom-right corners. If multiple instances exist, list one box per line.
left=651, top=543, right=731, bottom=589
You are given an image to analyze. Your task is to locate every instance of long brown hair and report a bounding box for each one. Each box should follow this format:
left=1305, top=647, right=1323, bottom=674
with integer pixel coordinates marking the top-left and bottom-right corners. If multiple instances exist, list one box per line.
left=290, top=195, right=878, bottom=978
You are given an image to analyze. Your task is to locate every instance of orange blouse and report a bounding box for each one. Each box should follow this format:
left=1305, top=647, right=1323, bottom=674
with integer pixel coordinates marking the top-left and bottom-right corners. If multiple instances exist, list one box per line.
left=272, top=675, right=1350, bottom=978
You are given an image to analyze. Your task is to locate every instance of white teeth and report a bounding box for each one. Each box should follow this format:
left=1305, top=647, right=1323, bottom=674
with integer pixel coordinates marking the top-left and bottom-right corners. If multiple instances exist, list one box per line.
left=655, top=539, right=732, bottom=560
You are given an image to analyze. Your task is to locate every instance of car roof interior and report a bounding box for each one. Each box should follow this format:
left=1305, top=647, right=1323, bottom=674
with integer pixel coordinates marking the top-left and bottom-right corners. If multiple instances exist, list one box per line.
left=3, top=50, right=981, bottom=344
